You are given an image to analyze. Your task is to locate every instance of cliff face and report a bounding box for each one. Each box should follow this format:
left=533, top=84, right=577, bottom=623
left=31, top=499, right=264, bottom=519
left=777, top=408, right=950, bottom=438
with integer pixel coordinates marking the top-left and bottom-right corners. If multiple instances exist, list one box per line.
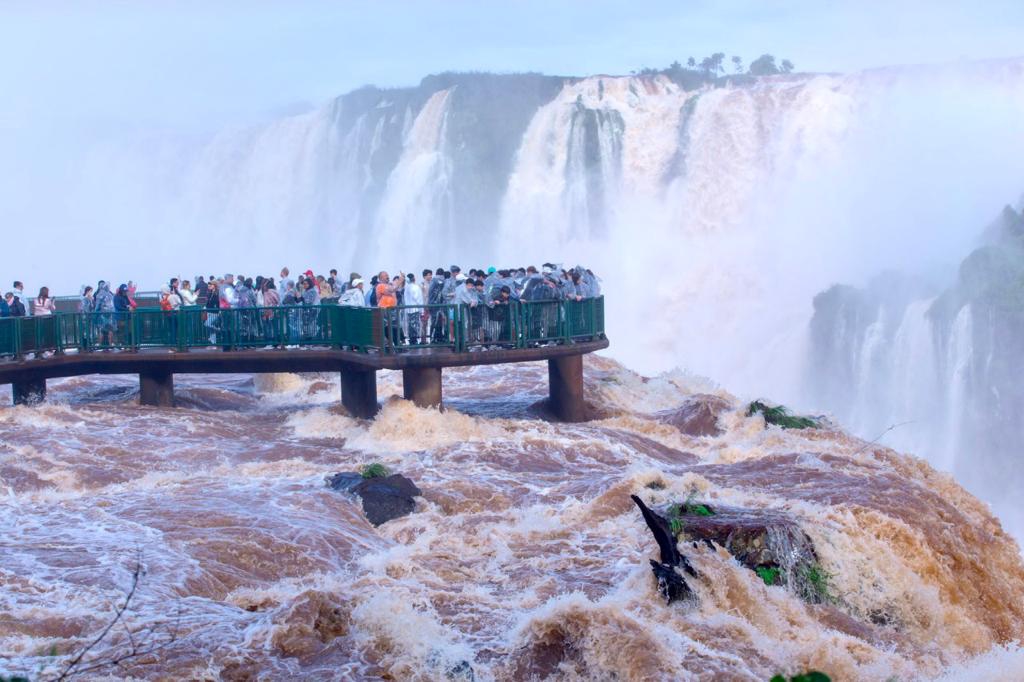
left=808, top=204, right=1024, bottom=519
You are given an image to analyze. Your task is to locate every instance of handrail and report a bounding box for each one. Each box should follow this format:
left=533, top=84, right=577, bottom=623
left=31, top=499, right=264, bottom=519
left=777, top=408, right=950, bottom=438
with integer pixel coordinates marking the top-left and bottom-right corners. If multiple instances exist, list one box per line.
left=0, top=298, right=605, bottom=359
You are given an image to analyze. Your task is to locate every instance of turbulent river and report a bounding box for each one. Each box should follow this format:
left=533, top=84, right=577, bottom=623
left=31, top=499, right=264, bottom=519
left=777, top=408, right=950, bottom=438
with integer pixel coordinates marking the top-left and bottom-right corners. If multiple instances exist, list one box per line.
left=2, top=358, right=1022, bottom=680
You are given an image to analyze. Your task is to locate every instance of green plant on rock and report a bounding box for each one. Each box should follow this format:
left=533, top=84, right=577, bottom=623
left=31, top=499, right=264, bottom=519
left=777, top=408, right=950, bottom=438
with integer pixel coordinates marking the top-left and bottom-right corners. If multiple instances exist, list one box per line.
left=793, top=562, right=833, bottom=604
left=360, top=463, right=390, bottom=479
left=666, top=504, right=685, bottom=535
left=755, top=566, right=781, bottom=586
left=770, top=672, right=831, bottom=682
left=686, top=503, right=713, bottom=517
left=682, top=491, right=714, bottom=517
left=747, top=400, right=819, bottom=429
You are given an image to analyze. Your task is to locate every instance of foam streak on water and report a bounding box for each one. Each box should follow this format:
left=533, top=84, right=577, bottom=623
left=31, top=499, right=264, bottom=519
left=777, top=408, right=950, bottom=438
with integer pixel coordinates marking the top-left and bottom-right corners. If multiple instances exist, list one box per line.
left=0, top=359, right=1021, bottom=680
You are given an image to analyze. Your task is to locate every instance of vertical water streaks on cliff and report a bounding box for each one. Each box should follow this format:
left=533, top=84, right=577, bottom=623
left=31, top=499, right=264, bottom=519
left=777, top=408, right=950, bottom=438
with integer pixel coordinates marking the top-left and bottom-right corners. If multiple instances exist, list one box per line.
left=373, top=89, right=454, bottom=264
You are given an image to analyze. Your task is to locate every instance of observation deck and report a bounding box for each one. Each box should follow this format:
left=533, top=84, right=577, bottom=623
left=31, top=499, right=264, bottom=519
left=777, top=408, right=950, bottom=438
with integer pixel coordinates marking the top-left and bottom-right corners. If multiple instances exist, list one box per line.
left=0, top=299, right=608, bottom=421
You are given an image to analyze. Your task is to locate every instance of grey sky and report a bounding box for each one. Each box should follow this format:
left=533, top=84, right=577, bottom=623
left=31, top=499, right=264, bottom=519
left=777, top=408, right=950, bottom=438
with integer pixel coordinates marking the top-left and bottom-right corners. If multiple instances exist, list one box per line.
left=2, top=0, right=1022, bottom=131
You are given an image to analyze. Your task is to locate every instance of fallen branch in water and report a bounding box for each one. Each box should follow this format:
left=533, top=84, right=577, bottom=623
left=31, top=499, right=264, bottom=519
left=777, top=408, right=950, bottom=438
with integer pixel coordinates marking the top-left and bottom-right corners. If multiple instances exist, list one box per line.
left=52, top=551, right=181, bottom=680
left=850, top=421, right=915, bottom=456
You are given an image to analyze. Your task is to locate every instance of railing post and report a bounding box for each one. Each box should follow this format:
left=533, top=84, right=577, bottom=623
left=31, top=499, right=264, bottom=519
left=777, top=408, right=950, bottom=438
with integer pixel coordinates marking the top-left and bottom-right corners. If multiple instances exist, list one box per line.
left=130, top=311, right=138, bottom=351
left=456, top=304, right=465, bottom=352
left=177, top=308, right=185, bottom=351
left=14, top=317, right=21, bottom=360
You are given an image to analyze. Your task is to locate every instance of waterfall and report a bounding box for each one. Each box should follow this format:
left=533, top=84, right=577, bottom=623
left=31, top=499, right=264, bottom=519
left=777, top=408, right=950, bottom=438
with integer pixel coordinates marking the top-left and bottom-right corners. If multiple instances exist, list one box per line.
left=373, top=89, right=454, bottom=266
left=70, top=62, right=1024, bottom=490
left=943, top=304, right=974, bottom=473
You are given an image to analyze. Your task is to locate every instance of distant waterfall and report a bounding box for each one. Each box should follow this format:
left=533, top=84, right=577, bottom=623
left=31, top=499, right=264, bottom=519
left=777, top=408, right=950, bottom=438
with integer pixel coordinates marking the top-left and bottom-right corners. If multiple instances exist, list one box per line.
left=80, top=62, right=1024, bottom=457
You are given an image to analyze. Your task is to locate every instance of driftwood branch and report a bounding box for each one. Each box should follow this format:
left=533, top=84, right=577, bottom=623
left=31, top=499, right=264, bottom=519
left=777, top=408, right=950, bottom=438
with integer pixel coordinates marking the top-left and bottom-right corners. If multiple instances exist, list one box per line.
left=49, top=551, right=181, bottom=680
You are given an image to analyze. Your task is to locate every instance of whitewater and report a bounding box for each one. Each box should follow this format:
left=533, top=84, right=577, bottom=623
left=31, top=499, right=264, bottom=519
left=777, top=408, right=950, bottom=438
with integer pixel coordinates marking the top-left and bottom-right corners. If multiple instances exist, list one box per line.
left=2, top=360, right=1022, bottom=679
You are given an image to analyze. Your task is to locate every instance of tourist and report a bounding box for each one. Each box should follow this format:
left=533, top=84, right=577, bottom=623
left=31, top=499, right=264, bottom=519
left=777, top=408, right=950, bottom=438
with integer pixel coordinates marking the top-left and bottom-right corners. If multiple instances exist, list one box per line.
left=404, top=272, right=423, bottom=344
left=220, top=274, right=237, bottom=308
left=489, top=284, right=513, bottom=343
left=79, top=286, right=94, bottom=314
left=260, top=279, right=279, bottom=346
left=0, top=293, right=10, bottom=317
left=279, top=267, right=293, bottom=294
left=13, top=282, right=30, bottom=316
left=7, top=292, right=25, bottom=317
left=93, top=282, right=115, bottom=346
left=179, top=280, right=198, bottom=306
left=195, top=276, right=209, bottom=301
left=339, top=278, right=366, bottom=306
left=204, top=280, right=221, bottom=344
left=317, top=274, right=332, bottom=299
left=114, top=284, right=132, bottom=312
left=33, top=287, right=56, bottom=316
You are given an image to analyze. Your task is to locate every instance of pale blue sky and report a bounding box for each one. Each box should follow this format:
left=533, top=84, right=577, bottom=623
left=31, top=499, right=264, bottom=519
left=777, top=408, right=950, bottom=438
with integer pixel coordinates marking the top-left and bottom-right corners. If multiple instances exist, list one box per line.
left=2, top=0, right=1022, bottom=131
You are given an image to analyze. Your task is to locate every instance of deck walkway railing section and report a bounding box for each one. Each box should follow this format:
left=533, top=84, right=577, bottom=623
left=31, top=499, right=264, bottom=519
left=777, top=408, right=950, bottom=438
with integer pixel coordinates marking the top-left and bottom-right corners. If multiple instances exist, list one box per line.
left=0, top=297, right=605, bottom=359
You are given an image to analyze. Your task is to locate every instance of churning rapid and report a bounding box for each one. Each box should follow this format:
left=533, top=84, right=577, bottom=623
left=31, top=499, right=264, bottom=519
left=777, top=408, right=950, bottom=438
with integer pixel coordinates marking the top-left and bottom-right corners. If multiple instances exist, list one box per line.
left=2, top=361, right=1023, bottom=680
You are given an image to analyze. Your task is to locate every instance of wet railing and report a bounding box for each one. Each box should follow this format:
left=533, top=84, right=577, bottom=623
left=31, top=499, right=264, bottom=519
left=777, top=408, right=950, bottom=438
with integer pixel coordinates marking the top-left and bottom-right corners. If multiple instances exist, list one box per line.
left=0, top=298, right=605, bottom=359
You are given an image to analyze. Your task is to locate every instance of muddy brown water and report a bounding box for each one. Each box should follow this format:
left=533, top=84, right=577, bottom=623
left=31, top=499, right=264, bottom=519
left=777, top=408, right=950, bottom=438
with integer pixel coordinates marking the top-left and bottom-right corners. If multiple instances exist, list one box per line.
left=1, top=358, right=1022, bottom=680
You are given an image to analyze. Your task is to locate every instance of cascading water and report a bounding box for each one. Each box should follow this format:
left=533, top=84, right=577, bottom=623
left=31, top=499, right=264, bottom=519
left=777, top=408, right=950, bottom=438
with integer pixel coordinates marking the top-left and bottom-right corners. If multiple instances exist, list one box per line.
left=62, top=61, right=1024, bottom=534
left=373, top=89, right=454, bottom=266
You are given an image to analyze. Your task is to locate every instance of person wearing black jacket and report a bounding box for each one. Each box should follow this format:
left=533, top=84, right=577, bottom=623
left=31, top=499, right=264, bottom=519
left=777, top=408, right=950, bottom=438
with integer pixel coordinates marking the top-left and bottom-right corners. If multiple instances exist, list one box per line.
left=8, top=292, right=26, bottom=317
left=114, top=285, right=131, bottom=312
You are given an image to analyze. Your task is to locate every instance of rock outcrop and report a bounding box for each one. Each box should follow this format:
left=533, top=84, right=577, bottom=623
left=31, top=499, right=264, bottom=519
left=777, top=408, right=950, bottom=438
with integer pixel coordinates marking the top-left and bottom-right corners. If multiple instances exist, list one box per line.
left=634, top=496, right=827, bottom=604
left=327, top=472, right=422, bottom=526
left=653, top=394, right=732, bottom=437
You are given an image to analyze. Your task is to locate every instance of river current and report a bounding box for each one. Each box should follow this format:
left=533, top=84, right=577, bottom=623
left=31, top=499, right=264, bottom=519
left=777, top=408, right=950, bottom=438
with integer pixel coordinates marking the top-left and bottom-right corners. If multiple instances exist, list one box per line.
left=1, top=357, right=1022, bottom=680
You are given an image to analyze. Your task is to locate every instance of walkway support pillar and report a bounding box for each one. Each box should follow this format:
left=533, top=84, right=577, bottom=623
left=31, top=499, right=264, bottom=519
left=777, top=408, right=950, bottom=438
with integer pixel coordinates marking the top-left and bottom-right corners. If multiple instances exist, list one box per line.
left=341, top=369, right=378, bottom=419
left=12, top=378, right=46, bottom=406
left=139, top=369, right=174, bottom=407
left=548, top=354, right=586, bottom=422
left=403, top=367, right=442, bottom=410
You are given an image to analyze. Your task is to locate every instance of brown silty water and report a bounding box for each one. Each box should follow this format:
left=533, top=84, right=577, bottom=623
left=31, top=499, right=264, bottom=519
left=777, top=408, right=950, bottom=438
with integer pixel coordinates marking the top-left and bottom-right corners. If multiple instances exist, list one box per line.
left=1, top=357, right=1023, bottom=680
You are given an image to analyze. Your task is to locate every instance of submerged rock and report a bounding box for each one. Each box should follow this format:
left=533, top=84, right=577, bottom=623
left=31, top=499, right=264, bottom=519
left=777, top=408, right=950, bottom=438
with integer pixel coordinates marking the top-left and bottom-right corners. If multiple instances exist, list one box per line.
left=634, top=494, right=829, bottom=605
left=670, top=501, right=826, bottom=603
left=326, top=472, right=422, bottom=526
left=653, top=394, right=732, bottom=437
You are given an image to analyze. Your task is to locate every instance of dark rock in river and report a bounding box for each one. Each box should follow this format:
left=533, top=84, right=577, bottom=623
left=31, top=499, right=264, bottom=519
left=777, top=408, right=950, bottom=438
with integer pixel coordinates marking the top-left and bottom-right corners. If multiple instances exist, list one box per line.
left=653, top=394, right=732, bottom=437
left=326, top=472, right=422, bottom=526
left=634, top=494, right=829, bottom=604
left=670, top=501, right=826, bottom=603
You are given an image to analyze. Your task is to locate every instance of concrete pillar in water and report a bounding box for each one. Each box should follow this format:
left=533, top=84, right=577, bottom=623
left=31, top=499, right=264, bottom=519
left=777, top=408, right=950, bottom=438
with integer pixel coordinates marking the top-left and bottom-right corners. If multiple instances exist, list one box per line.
left=139, top=370, right=174, bottom=407
left=12, top=378, right=46, bottom=406
left=548, top=354, right=586, bottom=422
left=402, top=367, right=442, bottom=409
left=341, top=369, right=378, bottom=419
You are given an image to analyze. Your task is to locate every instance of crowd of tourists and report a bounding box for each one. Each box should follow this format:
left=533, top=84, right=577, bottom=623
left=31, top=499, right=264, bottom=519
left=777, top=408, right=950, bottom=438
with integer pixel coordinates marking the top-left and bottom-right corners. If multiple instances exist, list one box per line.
left=1, top=264, right=601, bottom=349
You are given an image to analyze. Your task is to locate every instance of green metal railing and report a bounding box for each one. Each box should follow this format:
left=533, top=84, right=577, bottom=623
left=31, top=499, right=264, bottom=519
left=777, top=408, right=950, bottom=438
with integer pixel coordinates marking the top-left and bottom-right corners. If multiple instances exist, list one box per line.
left=0, top=297, right=604, bottom=359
